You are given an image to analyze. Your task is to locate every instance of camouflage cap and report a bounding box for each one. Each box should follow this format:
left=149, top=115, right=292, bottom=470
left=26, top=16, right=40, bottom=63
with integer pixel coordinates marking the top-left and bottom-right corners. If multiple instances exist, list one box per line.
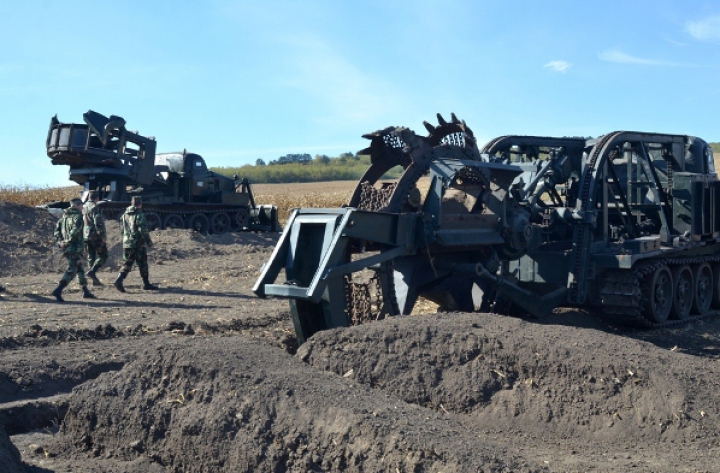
left=70, top=198, right=83, bottom=206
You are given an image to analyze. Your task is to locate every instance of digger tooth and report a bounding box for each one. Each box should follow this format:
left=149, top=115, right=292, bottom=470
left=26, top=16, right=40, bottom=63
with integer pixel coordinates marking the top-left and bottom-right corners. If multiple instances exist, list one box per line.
left=423, top=121, right=436, bottom=134
left=450, top=112, right=460, bottom=124
left=436, top=113, right=448, bottom=126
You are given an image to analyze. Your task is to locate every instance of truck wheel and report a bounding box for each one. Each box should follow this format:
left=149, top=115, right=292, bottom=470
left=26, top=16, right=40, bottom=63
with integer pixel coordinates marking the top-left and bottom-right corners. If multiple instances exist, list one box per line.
left=210, top=213, right=231, bottom=234
left=712, top=263, right=720, bottom=309
left=233, top=208, right=250, bottom=230
left=692, top=263, right=713, bottom=315
left=145, top=212, right=161, bottom=232
left=189, top=213, right=209, bottom=233
left=163, top=214, right=184, bottom=230
left=641, top=265, right=672, bottom=324
left=671, top=265, right=694, bottom=320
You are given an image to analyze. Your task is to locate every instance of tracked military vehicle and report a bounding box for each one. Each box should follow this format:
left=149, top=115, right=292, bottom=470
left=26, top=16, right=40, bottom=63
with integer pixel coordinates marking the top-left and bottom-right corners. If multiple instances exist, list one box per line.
left=254, top=114, right=720, bottom=343
left=45, top=110, right=281, bottom=233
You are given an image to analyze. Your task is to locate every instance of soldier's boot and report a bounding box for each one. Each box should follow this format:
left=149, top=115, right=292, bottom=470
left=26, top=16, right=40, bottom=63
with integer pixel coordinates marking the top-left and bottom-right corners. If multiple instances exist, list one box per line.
left=114, top=273, right=127, bottom=293
left=87, top=269, right=103, bottom=287
left=52, top=280, right=68, bottom=302
left=142, top=276, right=159, bottom=291
left=82, top=285, right=96, bottom=299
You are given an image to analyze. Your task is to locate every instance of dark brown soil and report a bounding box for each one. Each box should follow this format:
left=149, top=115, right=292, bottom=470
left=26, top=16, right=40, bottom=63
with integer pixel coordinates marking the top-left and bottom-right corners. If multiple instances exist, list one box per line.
left=1, top=202, right=720, bottom=472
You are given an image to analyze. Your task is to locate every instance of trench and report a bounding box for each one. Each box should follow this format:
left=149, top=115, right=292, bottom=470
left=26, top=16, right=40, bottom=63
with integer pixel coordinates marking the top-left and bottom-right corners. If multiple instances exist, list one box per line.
left=0, top=315, right=295, bottom=441
left=0, top=360, right=127, bottom=436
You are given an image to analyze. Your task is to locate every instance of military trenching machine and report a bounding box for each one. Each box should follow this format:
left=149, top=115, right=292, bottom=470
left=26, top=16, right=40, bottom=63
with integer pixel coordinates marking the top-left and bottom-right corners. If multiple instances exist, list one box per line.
left=45, top=110, right=281, bottom=233
left=254, top=114, right=720, bottom=343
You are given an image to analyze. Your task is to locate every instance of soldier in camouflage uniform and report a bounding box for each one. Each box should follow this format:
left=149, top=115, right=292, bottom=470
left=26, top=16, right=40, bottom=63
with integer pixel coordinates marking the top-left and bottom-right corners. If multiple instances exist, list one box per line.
left=114, top=196, right=159, bottom=292
left=83, top=190, right=108, bottom=286
left=52, top=198, right=95, bottom=302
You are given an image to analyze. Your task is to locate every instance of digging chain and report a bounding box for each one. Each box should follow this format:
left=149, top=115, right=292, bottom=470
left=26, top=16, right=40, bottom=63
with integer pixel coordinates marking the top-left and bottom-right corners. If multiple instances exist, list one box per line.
left=357, top=181, right=398, bottom=212
left=345, top=274, right=386, bottom=325
left=455, top=166, right=487, bottom=185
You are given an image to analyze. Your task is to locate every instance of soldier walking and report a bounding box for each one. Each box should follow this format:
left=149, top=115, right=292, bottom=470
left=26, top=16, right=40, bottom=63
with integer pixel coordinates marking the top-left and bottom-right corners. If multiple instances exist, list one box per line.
left=83, top=190, right=108, bottom=286
left=52, top=198, right=95, bottom=302
left=114, top=196, right=159, bottom=292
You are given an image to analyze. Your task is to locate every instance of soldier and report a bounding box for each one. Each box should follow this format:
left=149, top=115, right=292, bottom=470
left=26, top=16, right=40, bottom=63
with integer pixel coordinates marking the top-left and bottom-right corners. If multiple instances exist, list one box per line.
left=83, top=190, right=108, bottom=286
left=52, top=198, right=95, bottom=302
left=114, top=196, right=159, bottom=292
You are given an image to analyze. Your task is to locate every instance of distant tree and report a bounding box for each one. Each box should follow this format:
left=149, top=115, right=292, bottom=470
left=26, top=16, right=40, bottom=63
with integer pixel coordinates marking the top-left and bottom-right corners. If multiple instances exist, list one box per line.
left=276, top=153, right=312, bottom=165
left=337, top=152, right=354, bottom=164
left=314, top=154, right=331, bottom=165
left=255, top=158, right=266, bottom=166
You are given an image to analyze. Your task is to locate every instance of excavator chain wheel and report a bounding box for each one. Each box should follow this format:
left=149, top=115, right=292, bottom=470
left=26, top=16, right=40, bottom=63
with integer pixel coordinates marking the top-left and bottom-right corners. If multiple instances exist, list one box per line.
left=342, top=113, right=481, bottom=325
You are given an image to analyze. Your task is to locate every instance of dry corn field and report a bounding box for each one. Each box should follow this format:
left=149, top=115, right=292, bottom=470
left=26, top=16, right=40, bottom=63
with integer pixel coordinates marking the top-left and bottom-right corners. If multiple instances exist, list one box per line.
left=0, top=184, right=82, bottom=208
left=252, top=180, right=356, bottom=222
left=0, top=181, right=356, bottom=224
left=4, top=152, right=718, bottom=212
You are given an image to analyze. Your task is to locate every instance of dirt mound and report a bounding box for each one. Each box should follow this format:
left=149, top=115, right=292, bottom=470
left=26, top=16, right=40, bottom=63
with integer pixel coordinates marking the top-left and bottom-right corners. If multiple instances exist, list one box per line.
left=0, top=202, right=63, bottom=277
left=50, top=337, right=540, bottom=473
left=298, top=312, right=720, bottom=446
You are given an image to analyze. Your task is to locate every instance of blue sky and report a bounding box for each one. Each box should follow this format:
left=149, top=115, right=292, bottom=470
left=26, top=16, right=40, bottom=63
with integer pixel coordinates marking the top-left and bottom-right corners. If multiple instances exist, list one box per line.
left=2, top=0, right=720, bottom=187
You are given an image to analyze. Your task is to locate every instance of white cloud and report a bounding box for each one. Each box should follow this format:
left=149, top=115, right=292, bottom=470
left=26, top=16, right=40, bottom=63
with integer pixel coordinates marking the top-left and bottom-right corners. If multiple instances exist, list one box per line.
left=598, top=49, right=684, bottom=67
left=543, top=60, right=571, bottom=73
left=686, top=16, right=720, bottom=43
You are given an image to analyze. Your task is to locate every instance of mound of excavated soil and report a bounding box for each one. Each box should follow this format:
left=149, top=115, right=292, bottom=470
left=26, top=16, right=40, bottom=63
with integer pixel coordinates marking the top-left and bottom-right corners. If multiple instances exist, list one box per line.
left=0, top=202, right=63, bottom=277
left=293, top=312, right=720, bottom=471
left=50, top=336, right=540, bottom=473
left=298, top=312, right=720, bottom=445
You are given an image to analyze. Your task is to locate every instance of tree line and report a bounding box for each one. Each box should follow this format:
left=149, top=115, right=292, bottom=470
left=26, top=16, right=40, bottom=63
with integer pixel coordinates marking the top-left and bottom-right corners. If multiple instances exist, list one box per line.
left=212, top=152, right=402, bottom=183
